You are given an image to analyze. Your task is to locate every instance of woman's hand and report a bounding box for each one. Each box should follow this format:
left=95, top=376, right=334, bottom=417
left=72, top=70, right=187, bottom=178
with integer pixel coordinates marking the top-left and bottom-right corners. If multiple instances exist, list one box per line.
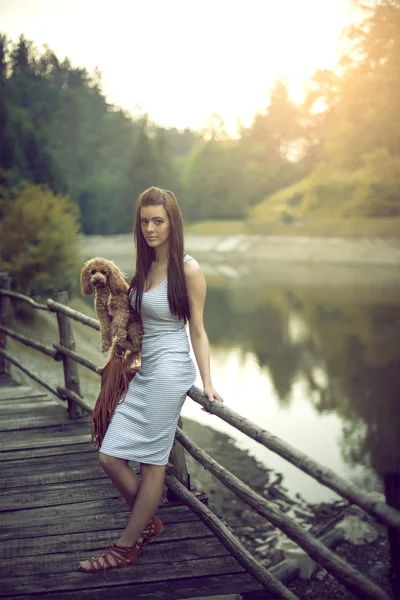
left=201, top=385, right=224, bottom=414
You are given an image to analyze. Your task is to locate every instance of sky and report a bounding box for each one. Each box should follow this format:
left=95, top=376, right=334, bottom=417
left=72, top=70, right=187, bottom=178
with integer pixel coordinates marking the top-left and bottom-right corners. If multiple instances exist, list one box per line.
left=0, top=0, right=362, bottom=134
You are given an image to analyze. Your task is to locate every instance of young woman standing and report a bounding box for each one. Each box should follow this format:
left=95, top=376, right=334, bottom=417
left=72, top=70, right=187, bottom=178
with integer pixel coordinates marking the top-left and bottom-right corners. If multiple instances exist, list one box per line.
left=78, top=186, right=223, bottom=573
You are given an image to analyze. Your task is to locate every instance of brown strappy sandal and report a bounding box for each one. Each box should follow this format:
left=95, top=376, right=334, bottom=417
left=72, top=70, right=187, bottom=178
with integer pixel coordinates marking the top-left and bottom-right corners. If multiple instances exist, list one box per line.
left=78, top=515, right=164, bottom=574
left=137, top=514, right=164, bottom=553
left=78, top=541, right=140, bottom=574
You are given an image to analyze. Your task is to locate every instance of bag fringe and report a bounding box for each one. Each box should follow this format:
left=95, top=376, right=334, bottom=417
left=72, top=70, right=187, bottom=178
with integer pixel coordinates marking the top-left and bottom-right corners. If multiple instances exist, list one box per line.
left=90, top=352, right=136, bottom=449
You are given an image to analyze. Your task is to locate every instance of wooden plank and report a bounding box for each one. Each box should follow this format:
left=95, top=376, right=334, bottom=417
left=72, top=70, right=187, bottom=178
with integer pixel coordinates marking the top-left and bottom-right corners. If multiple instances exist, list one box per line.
left=1, top=419, right=90, bottom=436
left=1, top=555, right=245, bottom=595
left=2, top=464, right=109, bottom=487
left=1, top=500, right=194, bottom=529
left=0, top=432, right=91, bottom=452
left=0, top=505, right=199, bottom=540
left=0, top=395, right=60, bottom=407
left=0, top=476, right=204, bottom=512
left=0, top=423, right=90, bottom=452
left=1, top=497, right=130, bottom=526
left=1, top=534, right=225, bottom=577
left=1, top=572, right=263, bottom=600
left=0, top=399, right=62, bottom=413
left=0, top=442, right=95, bottom=461
left=0, top=386, right=47, bottom=401
left=0, top=477, right=117, bottom=511
left=1, top=410, right=71, bottom=431
left=1, top=451, right=99, bottom=474
left=2, top=519, right=214, bottom=559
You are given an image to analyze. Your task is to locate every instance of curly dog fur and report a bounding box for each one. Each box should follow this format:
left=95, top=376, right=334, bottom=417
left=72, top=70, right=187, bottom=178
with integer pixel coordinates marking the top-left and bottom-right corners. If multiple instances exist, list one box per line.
left=80, top=257, right=143, bottom=359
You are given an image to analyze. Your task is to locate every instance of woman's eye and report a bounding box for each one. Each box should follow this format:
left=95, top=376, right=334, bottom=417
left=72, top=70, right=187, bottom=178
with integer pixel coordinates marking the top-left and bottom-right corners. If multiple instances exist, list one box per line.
left=155, top=220, right=163, bottom=225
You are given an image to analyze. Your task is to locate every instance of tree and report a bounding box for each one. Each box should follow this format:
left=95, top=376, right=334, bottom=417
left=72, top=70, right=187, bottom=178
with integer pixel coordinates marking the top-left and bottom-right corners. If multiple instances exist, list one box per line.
left=0, top=185, right=81, bottom=295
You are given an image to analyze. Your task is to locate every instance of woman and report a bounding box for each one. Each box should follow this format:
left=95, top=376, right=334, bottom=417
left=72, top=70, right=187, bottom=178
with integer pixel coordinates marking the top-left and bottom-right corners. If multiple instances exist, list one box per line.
left=78, top=186, right=223, bottom=573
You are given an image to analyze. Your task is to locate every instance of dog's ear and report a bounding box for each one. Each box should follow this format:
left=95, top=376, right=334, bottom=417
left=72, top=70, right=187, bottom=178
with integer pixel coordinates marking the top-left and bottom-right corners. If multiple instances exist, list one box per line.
left=108, top=261, right=128, bottom=295
left=80, top=263, right=94, bottom=295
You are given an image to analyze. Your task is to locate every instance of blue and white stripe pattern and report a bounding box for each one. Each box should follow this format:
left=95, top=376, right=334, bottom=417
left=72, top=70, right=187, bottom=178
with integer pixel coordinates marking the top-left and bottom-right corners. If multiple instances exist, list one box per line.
left=100, top=254, right=197, bottom=465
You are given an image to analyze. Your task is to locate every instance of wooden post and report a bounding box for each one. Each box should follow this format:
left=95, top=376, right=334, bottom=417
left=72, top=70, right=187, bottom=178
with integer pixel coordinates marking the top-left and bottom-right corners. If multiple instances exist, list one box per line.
left=0, top=271, right=12, bottom=377
left=54, top=291, right=84, bottom=419
left=167, top=416, right=190, bottom=500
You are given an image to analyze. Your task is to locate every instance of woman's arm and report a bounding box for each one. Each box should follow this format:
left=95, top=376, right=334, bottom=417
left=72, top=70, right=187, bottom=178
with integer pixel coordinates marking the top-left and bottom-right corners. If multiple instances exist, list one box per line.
left=184, top=260, right=223, bottom=408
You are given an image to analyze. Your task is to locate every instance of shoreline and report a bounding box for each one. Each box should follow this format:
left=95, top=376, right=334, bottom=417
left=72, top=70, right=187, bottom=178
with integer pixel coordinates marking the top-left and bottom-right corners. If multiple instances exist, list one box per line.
left=82, top=232, right=400, bottom=270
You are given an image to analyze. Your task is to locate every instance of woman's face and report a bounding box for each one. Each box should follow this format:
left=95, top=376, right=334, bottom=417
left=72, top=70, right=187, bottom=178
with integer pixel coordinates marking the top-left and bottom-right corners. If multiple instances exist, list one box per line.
left=140, top=205, right=170, bottom=248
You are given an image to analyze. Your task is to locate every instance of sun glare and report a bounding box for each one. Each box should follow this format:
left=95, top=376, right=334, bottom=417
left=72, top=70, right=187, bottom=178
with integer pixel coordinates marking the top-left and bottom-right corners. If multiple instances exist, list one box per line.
left=0, top=0, right=359, bottom=134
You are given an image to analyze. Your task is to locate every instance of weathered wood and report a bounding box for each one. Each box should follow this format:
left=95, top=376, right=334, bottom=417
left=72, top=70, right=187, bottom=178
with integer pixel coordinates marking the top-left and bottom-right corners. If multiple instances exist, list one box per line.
left=0, top=272, right=12, bottom=376
left=1, top=535, right=227, bottom=578
left=54, top=292, right=84, bottom=419
left=1, top=505, right=199, bottom=540
left=0, top=349, right=61, bottom=399
left=168, top=415, right=190, bottom=497
left=2, top=464, right=108, bottom=487
left=53, top=343, right=99, bottom=373
left=165, top=470, right=299, bottom=600
left=0, top=418, right=89, bottom=439
left=1, top=572, right=263, bottom=600
left=0, top=431, right=91, bottom=452
left=0, top=406, right=71, bottom=431
left=1, top=449, right=98, bottom=473
left=0, top=385, right=47, bottom=401
left=2, top=556, right=248, bottom=596
left=1, top=497, right=194, bottom=530
left=0, top=441, right=94, bottom=461
left=0, top=324, right=61, bottom=359
left=175, top=427, right=391, bottom=600
left=0, top=399, right=60, bottom=413
left=57, top=386, right=93, bottom=415
left=47, top=298, right=100, bottom=330
left=2, top=519, right=214, bottom=559
left=0, top=287, right=49, bottom=310
left=188, top=385, right=400, bottom=533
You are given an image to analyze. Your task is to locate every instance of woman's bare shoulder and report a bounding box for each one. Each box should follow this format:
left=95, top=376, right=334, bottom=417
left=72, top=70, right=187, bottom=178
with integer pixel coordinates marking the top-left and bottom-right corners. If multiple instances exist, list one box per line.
left=184, top=257, right=201, bottom=278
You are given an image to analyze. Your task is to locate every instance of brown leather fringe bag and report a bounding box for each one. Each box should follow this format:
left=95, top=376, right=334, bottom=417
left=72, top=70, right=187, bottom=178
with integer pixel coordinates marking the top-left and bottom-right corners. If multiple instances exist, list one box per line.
left=90, top=346, right=138, bottom=449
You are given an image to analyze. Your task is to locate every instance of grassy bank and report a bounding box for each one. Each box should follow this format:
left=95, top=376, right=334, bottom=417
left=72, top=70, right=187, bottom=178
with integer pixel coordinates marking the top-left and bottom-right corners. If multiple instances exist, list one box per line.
left=185, top=216, right=400, bottom=238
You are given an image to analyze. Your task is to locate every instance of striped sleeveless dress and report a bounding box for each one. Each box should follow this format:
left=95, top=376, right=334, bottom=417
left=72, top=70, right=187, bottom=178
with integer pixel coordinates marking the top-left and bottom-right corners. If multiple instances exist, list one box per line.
left=100, top=254, right=197, bottom=465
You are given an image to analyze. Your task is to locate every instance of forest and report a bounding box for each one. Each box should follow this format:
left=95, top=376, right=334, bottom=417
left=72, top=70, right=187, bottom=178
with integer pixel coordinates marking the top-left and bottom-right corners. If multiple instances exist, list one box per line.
left=1, top=0, right=399, bottom=292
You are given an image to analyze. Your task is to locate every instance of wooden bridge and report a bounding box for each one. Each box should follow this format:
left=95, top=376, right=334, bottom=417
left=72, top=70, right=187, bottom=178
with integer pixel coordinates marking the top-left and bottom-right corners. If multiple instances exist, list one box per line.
left=1, top=272, right=399, bottom=600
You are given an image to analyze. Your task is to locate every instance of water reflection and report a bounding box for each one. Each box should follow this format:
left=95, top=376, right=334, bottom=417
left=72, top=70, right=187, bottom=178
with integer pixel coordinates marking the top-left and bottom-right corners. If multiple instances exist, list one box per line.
left=182, top=266, right=400, bottom=502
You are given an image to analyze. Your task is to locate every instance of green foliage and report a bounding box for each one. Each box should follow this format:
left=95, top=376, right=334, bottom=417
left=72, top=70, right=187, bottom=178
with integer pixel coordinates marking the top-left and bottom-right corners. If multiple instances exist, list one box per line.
left=0, top=185, right=81, bottom=295
left=2, top=0, right=400, bottom=235
left=181, top=139, right=249, bottom=220
left=250, top=0, right=400, bottom=226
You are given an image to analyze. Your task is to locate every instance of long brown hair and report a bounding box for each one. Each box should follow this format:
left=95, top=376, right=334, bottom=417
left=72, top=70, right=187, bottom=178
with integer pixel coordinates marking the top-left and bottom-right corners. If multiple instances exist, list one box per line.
left=129, top=186, right=191, bottom=322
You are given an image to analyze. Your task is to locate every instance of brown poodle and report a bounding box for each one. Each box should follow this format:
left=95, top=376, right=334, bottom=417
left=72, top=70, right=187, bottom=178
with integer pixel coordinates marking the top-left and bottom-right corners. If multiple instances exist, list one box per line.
left=80, top=257, right=143, bottom=447
left=80, top=257, right=143, bottom=356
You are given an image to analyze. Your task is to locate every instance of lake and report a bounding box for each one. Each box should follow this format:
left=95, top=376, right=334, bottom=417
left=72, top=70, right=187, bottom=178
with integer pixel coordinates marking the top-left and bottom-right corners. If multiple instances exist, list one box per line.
left=82, top=235, right=400, bottom=503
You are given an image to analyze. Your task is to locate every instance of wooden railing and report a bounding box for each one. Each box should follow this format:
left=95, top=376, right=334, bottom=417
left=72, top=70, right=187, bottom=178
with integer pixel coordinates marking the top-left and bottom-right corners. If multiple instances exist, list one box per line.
left=0, top=272, right=398, bottom=600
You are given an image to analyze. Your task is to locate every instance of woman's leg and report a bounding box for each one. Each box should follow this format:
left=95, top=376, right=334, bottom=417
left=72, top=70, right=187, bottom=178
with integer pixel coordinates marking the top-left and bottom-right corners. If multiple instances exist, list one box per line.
left=78, top=459, right=165, bottom=571
left=78, top=453, right=144, bottom=571
left=116, top=462, right=166, bottom=547
left=98, top=452, right=140, bottom=508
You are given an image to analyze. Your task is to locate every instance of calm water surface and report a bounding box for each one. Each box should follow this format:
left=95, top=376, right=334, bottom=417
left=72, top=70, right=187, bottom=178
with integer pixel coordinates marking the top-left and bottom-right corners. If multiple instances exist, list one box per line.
left=181, top=261, right=400, bottom=503
left=81, top=237, right=400, bottom=504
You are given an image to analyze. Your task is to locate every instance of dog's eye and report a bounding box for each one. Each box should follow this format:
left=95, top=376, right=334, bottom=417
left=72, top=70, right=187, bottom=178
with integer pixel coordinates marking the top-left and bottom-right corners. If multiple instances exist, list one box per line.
left=100, top=270, right=106, bottom=275
left=89, top=269, right=96, bottom=275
